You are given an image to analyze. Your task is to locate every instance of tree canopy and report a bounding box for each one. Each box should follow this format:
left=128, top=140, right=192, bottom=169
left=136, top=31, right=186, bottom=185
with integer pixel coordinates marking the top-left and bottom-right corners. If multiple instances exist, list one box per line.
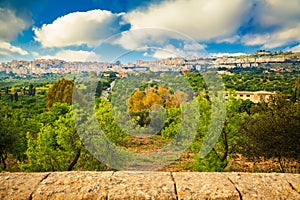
left=46, top=78, right=74, bottom=109
left=239, top=95, right=300, bottom=172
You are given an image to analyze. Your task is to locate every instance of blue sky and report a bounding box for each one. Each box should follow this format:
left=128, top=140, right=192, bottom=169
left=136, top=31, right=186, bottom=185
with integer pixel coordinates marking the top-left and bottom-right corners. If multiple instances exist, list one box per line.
left=0, top=0, right=300, bottom=63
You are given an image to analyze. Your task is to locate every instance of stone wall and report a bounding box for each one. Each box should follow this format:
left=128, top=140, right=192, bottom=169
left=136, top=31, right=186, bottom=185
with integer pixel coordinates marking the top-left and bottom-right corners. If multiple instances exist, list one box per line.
left=0, top=172, right=299, bottom=199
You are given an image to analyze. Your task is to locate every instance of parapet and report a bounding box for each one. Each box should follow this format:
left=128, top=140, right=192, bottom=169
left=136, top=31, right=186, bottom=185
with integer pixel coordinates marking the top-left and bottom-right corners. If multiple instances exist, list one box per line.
left=0, top=171, right=299, bottom=199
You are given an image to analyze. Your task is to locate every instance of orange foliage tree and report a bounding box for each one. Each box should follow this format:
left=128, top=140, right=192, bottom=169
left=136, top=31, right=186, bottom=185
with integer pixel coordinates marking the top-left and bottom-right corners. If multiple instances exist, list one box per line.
left=127, top=85, right=186, bottom=127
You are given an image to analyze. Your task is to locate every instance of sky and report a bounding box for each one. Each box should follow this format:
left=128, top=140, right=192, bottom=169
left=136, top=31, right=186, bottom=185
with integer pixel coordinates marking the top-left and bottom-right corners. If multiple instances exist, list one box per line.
left=0, top=0, right=300, bottom=63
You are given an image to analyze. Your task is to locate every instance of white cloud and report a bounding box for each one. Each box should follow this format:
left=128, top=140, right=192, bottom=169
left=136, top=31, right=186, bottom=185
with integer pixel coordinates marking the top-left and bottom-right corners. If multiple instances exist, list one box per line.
left=151, top=49, right=178, bottom=59
left=123, top=0, right=252, bottom=41
left=241, top=0, right=300, bottom=49
left=241, top=34, right=271, bottom=46
left=183, top=43, right=207, bottom=51
left=0, top=41, right=28, bottom=56
left=113, top=28, right=178, bottom=50
left=254, top=0, right=300, bottom=28
left=216, top=35, right=240, bottom=44
left=31, top=51, right=40, bottom=57
left=0, top=8, right=31, bottom=41
left=112, top=28, right=207, bottom=59
left=34, top=10, right=124, bottom=47
left=288, top=44, right=300, bottom=52
left=211, top=52, right=246, bottom=57
left=112, top=0, right=253, bottom=57
left=39, top=50, right=100, bottom=62
left=152, top=44, right=185, bottom=59
left=143, top=43, right=206, bottom=59
left=143, top=48, right=177, bottom=59
left=242, top=23, right=300, bottom=49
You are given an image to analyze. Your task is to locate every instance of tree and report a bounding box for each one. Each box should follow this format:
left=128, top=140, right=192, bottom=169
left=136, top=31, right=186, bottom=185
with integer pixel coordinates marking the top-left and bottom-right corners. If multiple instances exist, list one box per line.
left=127, top=86, right=184, bottom=127
left=28, top=84, right=35, bottom=96
left=239, top=95, right=300, bottom=172
left=193, top=95, right=244, bottom=171
left=143, top=89, right=163, bottom=109
left=95, top=98, right=128, bottom=145
left=0, top=105, right=36, bottom=170
left=296, top=78, right=300, bottom=99
left=46, top=78, right=74, bottom=108
left=5, top=87, right=9, bottom=95
left=127, top=87, right=164, bottom=127
left=239, top=99, right=254, bottom=114
left=24, top=103, right=76, bottom=171
left=9, top=94, right=13, bottom=102
left=161, top=107, right=181, bottom=139
left=292, top=78, right=300, bottom=102
left=23, top=103, right=107, bottom=172
left=95, top=81, right=103, bottom=97
left=127, top=90, right=145, bottom=112
left=0, top=106, right=17, bottom=170
left=14, top=92, right=18, bottom=102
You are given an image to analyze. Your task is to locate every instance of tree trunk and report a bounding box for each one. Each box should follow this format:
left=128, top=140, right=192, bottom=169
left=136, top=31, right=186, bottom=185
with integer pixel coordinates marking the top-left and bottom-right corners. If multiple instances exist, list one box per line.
left=278, top=157, right=285, bottom=173
left=212, top=148, right=221, bottom=160
left=221, top=131, right=228, bottom=162
left=1, top=154, right=7, bottom=170
left=68, top=148, right=81, bottom=171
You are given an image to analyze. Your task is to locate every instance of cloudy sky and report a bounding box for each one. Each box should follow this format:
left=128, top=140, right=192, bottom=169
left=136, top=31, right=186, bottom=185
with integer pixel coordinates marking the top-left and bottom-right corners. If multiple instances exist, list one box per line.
left=0, top=0, right=300, bottom=63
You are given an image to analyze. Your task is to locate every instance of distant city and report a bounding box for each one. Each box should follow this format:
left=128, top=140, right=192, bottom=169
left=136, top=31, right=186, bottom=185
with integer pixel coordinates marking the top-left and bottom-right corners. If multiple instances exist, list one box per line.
left=1, top=50, right=300, bottom=78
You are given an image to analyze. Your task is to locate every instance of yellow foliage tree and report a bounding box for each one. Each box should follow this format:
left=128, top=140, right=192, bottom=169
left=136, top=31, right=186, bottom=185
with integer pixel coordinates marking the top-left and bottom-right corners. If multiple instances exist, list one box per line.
left=127, top=85, right=185, bottom=112
left=127, top=90, right=145, bottom=112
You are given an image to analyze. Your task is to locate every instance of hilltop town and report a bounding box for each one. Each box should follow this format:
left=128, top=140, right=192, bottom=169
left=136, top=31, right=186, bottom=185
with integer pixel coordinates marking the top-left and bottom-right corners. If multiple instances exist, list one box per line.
left=1, top=50, right=300, bottom=78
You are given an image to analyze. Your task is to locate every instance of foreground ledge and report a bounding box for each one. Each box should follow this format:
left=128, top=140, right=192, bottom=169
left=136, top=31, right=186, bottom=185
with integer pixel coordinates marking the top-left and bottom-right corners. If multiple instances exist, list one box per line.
left=0, top=172, right=299, bottom=200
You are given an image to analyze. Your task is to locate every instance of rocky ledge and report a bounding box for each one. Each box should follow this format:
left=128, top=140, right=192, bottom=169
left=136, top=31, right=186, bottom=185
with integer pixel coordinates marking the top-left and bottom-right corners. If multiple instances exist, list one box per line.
left=0, top=172, right=299, bottom=199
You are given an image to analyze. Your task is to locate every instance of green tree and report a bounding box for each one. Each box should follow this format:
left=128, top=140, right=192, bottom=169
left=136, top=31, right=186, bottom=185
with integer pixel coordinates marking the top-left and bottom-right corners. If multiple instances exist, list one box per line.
left=95, top=81, right=103, bottom=97
left=46, top=78, right=74, bottom=109
left=28, top=84, right=35, bottom=96
left=292, top=78, right=300, bottom=102
left=239, top=95, right=300, bottom=172
left=5, top=87, right=9, bottom=95
left=0, top=105, right=38, bottom=170
left=23, top=103, right=107, bottom=172
left=14, top=92, right=18, bottom=102
left=161, top=107, right=181, bottom=139
left=193, top=95, right=244, bottom=171
left=0, top=106, right=17, bottom=170
left=95, top=98, right=128, bottom=145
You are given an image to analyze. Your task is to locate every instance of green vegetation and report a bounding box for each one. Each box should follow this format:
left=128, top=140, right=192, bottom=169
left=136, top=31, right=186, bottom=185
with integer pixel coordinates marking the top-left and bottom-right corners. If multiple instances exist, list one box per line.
left=221, top=68, right=299, bottom=93
left=0, top=68, right=299, bottom=173
left=22, top=103, right=107, bottom=172
left=239, top=95, right=300, bottom=172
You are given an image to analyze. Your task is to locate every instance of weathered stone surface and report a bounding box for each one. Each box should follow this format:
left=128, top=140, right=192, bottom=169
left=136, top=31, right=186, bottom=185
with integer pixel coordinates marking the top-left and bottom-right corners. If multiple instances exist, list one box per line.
left=173, top=172, right=240, bottom=199
left=283, top=173, right=300, bottom=193
left=0, top=172, right=49, bottom=200
left=32, top=171, right=113, bottom=200
left=107, top=171, right=176, bottom=200
left=225, top=172, right=300, bottom=200
left=1, top=172, right=299, bottom=200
